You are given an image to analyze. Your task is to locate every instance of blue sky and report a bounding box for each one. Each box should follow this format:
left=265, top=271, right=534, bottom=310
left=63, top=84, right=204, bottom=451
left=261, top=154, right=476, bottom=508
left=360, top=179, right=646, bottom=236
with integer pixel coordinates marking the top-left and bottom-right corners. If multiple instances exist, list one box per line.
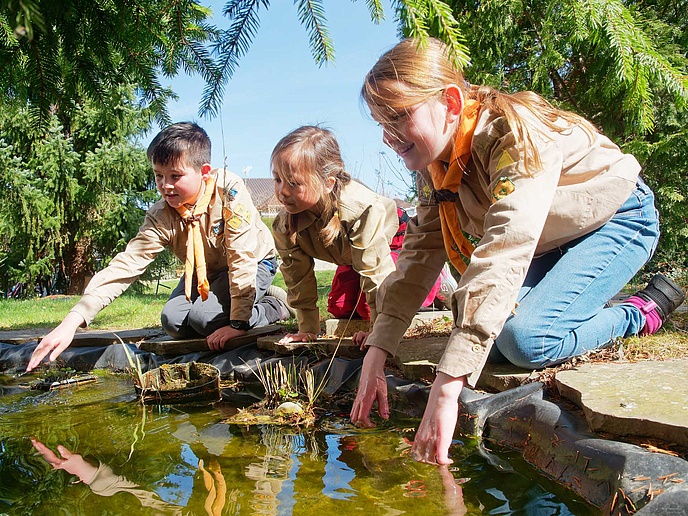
left=151, top=0, right=412, bottom=198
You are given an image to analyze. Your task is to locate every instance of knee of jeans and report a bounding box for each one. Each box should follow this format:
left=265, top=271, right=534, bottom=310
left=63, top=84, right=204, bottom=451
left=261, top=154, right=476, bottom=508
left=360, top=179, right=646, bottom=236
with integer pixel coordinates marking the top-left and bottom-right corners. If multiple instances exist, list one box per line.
left=496, top=318, right=549, bottom=369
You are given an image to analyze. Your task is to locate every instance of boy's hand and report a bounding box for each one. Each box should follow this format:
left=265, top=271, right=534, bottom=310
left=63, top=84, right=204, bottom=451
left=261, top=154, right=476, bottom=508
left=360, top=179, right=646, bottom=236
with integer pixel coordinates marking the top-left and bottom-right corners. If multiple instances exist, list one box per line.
left=31, top=439, right=99, bottom=483
left=27, top=313, right=84, bottom=372
left=206, top=326, right=246, bottom=350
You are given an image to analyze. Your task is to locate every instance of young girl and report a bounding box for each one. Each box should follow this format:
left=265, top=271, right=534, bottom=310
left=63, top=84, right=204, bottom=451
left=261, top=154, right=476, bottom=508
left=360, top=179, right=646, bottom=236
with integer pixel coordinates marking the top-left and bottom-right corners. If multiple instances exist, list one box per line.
left=271, top=125, right=400, bottom=343
left=349, top=38, right=685, bottom=464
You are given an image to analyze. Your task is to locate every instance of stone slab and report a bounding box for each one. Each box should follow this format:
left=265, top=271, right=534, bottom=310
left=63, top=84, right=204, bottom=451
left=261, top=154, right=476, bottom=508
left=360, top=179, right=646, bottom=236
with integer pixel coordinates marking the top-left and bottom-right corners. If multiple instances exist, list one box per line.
left=393, top=337, right=447, bottom=381
left=392, top=336, right=534, bottom=389
left=555, top=359, right=688, bottom=446
left=324, top=309, right=452, bottom=337
left=256, top=335, right=365, bottom=359
left=138, top=325, right=282, bottom=356
left=476, top=362, right=535, bottom=392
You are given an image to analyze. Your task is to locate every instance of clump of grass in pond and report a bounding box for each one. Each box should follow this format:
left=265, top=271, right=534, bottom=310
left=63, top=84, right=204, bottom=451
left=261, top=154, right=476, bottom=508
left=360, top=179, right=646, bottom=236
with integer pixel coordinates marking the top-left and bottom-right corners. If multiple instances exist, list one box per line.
left=226, top=360, right=317, bottom=427
left=117, top=334, right=147, bottom=397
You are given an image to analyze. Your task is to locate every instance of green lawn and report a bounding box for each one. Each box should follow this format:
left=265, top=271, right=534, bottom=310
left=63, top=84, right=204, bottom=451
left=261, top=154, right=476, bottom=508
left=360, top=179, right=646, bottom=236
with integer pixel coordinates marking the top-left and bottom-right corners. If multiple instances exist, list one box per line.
left=0, top=271, right=336, bottom=332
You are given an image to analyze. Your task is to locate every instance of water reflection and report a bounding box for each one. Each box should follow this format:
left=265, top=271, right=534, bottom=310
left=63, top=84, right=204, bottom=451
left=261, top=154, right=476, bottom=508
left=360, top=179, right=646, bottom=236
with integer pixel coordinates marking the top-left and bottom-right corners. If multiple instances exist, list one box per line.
left=0, top=373, right=595, bottom=515
left=31, top=438, right=239, bottom=515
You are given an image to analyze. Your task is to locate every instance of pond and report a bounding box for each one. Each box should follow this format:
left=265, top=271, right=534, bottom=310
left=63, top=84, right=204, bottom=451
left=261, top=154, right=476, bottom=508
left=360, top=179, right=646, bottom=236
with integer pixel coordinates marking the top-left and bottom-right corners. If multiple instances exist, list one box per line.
left=0, top=371, right=600, bottom=515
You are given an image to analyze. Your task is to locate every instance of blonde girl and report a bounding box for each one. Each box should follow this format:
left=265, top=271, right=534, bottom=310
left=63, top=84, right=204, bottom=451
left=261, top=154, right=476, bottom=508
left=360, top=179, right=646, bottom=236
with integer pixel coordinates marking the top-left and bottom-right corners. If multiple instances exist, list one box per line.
left=350, top=38, right=683, bottom=464
left=271, top=125, right=400, bottom=343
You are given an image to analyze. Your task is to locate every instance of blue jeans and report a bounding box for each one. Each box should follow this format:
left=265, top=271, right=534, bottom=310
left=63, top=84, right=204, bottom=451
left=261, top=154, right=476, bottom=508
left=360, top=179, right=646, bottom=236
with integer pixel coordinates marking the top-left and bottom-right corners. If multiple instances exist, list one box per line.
left=493, top=178, right=660, bottom=369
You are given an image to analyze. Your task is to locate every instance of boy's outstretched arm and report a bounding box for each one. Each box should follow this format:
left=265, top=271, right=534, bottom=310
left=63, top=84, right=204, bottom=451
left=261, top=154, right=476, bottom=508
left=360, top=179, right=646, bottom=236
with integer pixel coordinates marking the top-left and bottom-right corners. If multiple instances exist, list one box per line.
left=26, top=312, right=85, bottom=371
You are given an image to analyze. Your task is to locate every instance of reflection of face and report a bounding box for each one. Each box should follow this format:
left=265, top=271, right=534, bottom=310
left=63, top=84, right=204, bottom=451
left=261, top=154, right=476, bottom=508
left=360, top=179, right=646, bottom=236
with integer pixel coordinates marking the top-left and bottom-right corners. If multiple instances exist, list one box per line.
left=153, top=157, right=204, bottom=209
left=273, top=170, right=322, bottom=215
left=375, top=86, right=455, bottom=170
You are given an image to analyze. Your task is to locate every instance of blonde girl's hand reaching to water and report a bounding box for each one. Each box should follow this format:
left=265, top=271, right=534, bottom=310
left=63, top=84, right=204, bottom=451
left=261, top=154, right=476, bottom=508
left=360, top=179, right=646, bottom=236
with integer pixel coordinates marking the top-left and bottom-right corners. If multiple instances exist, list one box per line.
left=409, top=372, right=465, bottom=465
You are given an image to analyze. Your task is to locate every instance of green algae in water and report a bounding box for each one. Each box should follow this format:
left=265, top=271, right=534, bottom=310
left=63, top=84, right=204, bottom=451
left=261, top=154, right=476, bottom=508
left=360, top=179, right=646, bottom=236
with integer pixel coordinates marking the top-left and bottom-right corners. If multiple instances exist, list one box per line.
left=0, top=372, right=599, bottom=515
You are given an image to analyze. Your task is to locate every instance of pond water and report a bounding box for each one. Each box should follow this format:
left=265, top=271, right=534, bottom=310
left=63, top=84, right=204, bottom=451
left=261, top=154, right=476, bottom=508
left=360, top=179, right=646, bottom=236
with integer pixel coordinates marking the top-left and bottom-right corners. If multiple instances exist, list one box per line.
left=0, top=372, right=599, bottom=515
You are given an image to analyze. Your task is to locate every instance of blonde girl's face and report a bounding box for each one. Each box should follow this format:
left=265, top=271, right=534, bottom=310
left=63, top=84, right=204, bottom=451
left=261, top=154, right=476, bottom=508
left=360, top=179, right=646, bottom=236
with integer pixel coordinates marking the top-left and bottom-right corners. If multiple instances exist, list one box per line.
left=374, top=84, right=459, bottom=170
left=273, top=167, right=325, bottom=215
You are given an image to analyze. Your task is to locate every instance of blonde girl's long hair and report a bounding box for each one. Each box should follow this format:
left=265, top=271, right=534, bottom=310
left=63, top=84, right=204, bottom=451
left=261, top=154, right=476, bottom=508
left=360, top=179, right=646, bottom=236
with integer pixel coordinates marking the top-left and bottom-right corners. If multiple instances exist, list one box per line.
left=271, top=125, right=351, bottom=247
left=362, top=38, right=597, bottom=174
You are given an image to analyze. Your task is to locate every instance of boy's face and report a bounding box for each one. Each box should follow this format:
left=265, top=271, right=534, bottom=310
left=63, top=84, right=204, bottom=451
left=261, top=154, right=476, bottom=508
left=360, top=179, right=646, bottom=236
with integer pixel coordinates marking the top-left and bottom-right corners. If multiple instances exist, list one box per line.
left=153, top=157, right=211, bottom=209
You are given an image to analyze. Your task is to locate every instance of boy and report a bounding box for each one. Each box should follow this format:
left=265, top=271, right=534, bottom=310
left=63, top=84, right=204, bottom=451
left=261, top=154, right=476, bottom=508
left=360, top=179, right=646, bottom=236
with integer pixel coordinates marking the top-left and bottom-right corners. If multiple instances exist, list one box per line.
left=27, top=122, right=289, bottom=371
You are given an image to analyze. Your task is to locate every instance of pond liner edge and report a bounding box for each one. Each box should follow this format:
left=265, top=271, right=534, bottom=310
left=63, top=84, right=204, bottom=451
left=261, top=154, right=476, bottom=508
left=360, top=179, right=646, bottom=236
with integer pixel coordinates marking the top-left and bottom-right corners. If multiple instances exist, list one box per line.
left=449, top=382, right=688, bottom=515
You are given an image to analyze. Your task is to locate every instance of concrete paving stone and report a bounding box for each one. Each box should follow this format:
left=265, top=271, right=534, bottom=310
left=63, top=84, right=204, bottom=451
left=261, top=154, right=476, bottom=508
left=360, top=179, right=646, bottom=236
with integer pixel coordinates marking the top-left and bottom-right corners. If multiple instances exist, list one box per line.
left=555, top=359, right=688, bottom=447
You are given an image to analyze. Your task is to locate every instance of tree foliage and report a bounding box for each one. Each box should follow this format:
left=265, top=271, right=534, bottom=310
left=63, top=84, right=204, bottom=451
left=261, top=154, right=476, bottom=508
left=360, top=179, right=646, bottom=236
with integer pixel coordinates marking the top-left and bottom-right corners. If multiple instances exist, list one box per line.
left=0, top=0, right=219, bottom=128
left=438, top=0, right=688, bottom=274
left=0, top=90, right=156, bottom=295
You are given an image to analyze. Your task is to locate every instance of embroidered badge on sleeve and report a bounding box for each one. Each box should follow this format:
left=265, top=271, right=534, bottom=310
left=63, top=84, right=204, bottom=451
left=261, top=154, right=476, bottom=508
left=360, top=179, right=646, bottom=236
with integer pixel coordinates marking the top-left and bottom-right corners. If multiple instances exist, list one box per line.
left=226, top=202, right=252, bottom=229
left=496, top=150, right=515, bottom=171
left=492, top=177, right=516, bottom=203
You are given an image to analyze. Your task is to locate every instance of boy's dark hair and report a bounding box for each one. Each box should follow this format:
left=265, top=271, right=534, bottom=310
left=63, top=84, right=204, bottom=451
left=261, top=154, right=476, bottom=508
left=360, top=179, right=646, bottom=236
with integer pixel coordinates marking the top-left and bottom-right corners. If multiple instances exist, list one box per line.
left=147, top=122, right=211, bottom=169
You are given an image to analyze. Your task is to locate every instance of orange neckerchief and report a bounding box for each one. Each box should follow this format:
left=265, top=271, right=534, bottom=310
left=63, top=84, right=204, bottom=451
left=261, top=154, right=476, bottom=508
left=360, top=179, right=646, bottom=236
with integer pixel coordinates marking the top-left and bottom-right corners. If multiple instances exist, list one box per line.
left=427, top=99, right=480, bottom=275
left=175, top=175, right=216, bottom=301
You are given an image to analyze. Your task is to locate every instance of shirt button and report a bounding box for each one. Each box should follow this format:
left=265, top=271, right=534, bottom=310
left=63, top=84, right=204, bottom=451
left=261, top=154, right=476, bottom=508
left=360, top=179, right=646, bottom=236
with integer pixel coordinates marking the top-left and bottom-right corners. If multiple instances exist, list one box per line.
left=472, top=344, right=482, bottom=353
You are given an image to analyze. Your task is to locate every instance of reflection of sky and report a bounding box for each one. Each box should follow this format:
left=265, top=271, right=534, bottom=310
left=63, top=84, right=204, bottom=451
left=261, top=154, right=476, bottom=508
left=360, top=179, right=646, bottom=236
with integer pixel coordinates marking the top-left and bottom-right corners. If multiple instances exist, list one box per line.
left=156, top=443, right=197, bottom=506
left=275, top=455, right=299, bottom=514
left=322, top=434, right=356, bottom=500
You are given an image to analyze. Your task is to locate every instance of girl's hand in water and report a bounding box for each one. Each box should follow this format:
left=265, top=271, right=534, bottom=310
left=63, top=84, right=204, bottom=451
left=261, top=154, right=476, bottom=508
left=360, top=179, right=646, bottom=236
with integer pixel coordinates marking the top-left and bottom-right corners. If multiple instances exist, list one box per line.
left=278, top=332, right=317, bottom=344
left=410, top=372, right=465, bottom=465
left=350, top=346, right=390, bottom=427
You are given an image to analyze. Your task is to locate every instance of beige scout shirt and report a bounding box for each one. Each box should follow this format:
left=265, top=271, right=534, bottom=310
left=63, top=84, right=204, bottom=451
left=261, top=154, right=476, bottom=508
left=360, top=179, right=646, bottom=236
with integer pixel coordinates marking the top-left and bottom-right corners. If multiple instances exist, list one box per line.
left=272, top=180, right=398, bottom=335
left=71, top=168, right=275, bottom=325
left=368, top=107, right=641, bottom=387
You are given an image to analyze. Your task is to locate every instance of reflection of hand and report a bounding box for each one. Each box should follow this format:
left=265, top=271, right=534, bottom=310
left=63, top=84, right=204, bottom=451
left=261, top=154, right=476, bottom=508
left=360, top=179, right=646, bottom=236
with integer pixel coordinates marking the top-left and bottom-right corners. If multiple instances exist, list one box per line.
left=206, top=326, right=246, bottom=351
left=352, top=331, right=370, bottom=350
left=31, top=439, right=98, bottom=483
left=26, top=312, right=84, bottom=371
left=438, top=465, right=467, bottom=516
left=278, top=332, right=316, bottom=344
left=350, top=346, right=390, bottom=427
left=410, top=372, right=464, bottom=465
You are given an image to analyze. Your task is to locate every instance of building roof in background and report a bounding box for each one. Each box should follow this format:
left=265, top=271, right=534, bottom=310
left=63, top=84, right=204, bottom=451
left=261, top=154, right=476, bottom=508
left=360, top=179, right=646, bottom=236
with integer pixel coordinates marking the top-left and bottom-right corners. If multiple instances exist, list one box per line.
left=245, top=177, right=414, bottom=216
left=245, top=178, right=280, bottom=213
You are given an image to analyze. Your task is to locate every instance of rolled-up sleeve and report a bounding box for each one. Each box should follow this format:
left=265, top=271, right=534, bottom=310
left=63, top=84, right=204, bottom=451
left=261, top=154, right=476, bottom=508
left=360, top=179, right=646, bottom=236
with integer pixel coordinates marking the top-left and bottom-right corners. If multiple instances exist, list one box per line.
left=365, top=176, right=447, bottom=356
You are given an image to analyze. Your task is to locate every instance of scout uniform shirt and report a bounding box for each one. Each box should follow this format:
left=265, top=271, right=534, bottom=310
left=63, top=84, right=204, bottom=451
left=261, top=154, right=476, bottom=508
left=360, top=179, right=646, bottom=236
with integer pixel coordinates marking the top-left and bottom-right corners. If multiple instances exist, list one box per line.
left=367, top=106, right=641, bottom=386
left=70, top=168, right=275, bottom=325
left=272, top=180, right=398, bottom=335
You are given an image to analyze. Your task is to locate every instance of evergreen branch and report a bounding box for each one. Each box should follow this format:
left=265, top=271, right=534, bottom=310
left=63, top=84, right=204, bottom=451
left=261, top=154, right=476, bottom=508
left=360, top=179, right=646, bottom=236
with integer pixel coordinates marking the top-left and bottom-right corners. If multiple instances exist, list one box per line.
left=361, top=0, right=385, bottom=24
left=295, top=0, right=335, bottom=66
left=199, top=0, right=267, bottom=118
